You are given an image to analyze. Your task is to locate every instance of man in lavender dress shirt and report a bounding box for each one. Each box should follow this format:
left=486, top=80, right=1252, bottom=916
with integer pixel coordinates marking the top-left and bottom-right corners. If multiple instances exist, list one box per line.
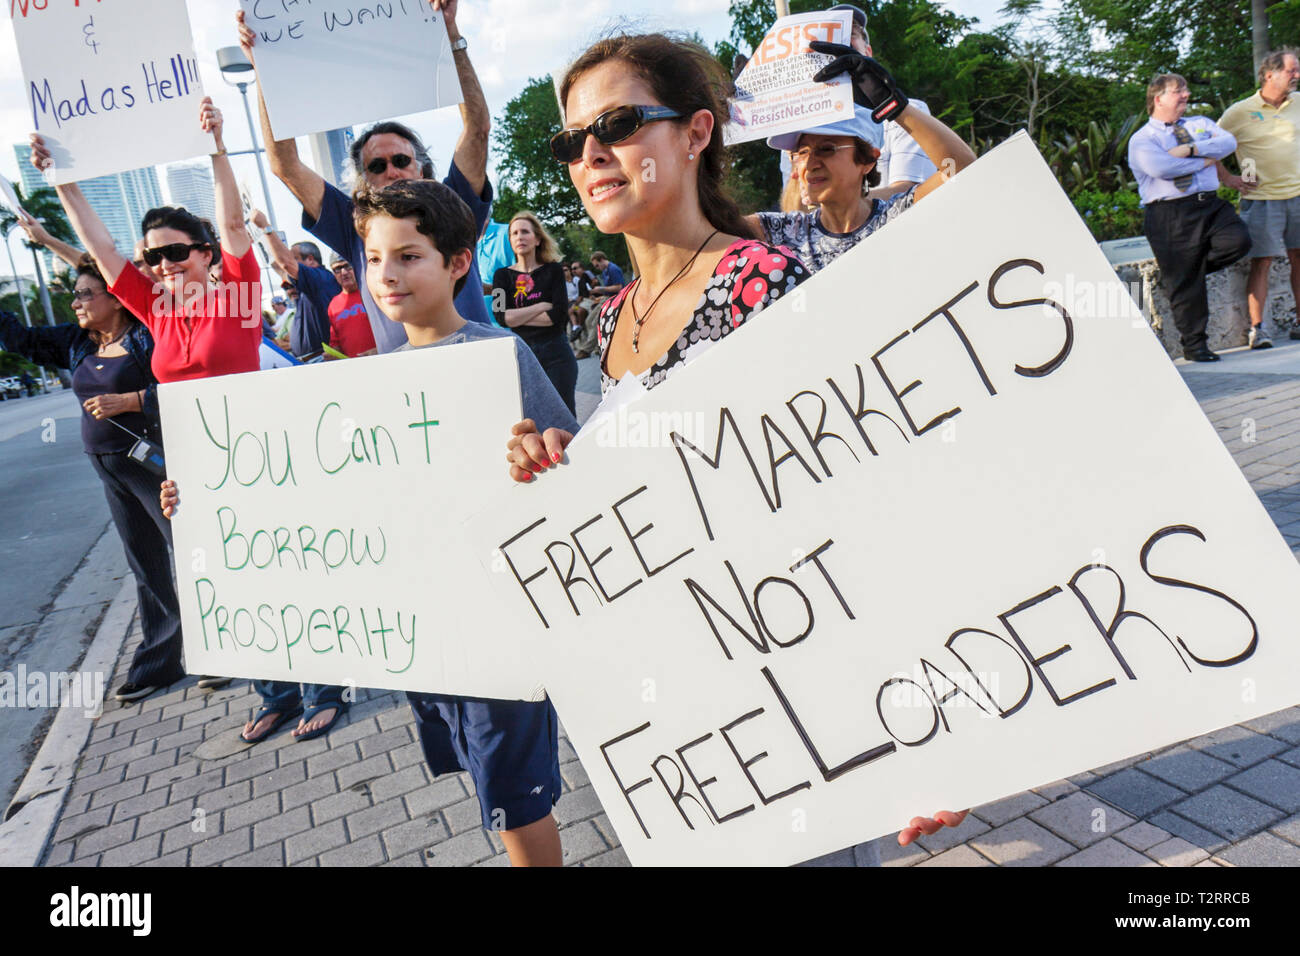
left=1128, top=73, right=1252, bottom=361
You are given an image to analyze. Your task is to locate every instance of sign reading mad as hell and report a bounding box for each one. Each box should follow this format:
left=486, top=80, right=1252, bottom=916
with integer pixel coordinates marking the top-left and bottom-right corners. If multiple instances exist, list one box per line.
left=11, top=0, right=212, bottom=184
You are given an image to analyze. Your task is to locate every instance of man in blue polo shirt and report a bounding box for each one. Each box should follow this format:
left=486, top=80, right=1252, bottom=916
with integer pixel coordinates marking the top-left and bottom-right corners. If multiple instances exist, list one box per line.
left=1128, top=73, right=1251, bottom=361
left=236, top=0, right=492, bottom=354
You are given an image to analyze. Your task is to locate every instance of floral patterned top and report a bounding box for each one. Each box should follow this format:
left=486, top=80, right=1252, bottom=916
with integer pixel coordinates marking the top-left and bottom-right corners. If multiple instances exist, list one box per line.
left=597, top=238, right=810, bottom=395
left=755, top=187, right=917, bottom=274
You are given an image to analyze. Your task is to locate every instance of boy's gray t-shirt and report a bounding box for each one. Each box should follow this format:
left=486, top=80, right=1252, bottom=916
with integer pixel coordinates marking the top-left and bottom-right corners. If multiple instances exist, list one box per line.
left=396, top=322, right=580, bottom=434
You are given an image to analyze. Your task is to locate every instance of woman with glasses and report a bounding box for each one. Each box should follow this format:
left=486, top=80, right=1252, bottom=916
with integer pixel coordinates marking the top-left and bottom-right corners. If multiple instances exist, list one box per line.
left=748, top=46, right=976, bottom=274
left=30, top=95, right=256, bottom=705
left=491, top=211, right=578, bottom=414
left=29, top=96, right=260, bottom=387
left=0, top=260, right=184, bottom=703
left=504, top=32, right=969, bottom=854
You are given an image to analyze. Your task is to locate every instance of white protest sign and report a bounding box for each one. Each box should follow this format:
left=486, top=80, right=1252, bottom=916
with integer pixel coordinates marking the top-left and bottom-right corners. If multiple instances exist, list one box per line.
left=240, top=0, right=463, bottom=141
left=0, top=174, right=24, bottom=216
left=463, top=133, right=1300, bottom=866
left=159, top=337, right=542, bottom=701
left=725, top=10, right=855, bottom=146
left=10, top=0, right=211, bottom=185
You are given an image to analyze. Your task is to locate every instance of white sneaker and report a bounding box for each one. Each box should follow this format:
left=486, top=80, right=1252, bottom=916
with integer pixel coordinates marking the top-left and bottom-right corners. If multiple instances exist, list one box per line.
left=1249, top=325, right=1273, bottom=349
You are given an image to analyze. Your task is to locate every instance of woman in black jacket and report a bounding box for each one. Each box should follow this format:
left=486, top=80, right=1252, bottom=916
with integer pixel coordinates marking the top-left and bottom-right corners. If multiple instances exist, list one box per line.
left=0, top=258, right=186, bottom=702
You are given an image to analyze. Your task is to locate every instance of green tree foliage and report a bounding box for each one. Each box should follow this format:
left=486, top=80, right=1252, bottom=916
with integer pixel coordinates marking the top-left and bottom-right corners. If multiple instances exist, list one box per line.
left=491, top=76, right=585, bottom=228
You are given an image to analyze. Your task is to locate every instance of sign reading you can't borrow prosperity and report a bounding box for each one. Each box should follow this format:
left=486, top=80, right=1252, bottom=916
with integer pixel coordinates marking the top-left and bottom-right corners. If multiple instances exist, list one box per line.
left=463, top=133, right=1300, bottom=866
left=159, top=338, right=543, bottom=703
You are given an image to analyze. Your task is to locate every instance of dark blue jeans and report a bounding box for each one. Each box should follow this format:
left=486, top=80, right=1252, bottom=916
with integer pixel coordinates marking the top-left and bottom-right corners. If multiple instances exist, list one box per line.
left=254, top=681, right=345, bottom=712
left=89, top=452, right=185, bottom=688
left=528, top=335, right=578, bottom=416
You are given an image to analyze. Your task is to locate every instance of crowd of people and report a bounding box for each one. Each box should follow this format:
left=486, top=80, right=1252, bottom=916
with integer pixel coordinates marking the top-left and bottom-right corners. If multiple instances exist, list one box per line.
left=2, top=0, right=1295, bottom=865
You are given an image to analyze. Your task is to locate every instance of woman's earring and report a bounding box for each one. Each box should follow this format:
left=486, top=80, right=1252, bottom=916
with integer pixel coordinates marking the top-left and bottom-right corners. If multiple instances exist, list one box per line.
left=688, top=152, right=695, bottom=160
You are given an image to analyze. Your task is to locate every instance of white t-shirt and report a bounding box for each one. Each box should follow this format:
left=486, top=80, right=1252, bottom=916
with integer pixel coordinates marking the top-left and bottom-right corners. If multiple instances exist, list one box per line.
left=878, top=98, right=938, bottom=186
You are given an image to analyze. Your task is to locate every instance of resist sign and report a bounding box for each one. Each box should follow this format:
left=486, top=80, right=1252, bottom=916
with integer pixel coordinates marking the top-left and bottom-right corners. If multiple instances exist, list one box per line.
left=725, top=10, right=855, bottom=147
left=10, top=0, right=211, bottom=184
left=464, top=133, right=1300, bottom=866
left=159, top=338, right=539, bottom=702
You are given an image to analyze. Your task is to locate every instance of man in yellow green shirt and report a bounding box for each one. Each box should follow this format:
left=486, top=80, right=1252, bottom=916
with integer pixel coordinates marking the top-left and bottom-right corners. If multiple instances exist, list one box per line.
left=1219, top=48, right=1300, bottom=348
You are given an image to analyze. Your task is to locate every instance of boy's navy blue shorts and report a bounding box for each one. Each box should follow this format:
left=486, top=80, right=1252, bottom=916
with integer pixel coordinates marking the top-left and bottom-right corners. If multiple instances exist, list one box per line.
left=406, top=691, right=562, bottom=831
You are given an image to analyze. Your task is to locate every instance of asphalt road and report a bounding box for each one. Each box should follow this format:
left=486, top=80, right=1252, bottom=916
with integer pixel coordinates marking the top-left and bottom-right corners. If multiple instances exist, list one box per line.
left=0, top=388, right=122, bottom=813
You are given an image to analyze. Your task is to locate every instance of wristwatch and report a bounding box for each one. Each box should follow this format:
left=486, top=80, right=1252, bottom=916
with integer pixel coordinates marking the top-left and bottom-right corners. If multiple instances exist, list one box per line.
left=450, top=36, right=467, bottom=52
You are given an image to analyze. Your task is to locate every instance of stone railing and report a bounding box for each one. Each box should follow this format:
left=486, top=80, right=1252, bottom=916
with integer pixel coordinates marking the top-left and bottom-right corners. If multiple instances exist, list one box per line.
left=1113, top=255, right=1298, bottom=356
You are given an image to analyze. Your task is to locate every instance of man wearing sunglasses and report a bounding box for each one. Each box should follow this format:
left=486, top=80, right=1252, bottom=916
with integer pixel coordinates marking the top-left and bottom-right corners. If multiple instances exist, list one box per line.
left=236, top=0, right=493, bottom=354
left=251, top=209, right=341, bottom=358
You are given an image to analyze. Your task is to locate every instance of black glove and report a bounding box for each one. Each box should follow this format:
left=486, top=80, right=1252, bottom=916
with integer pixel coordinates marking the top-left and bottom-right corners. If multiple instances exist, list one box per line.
left=809, top=41, right=908, bottom=124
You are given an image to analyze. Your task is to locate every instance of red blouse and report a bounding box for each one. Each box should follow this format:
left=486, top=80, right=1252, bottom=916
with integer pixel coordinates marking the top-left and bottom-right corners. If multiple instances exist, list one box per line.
left=109, top=247, right=262, bottom=383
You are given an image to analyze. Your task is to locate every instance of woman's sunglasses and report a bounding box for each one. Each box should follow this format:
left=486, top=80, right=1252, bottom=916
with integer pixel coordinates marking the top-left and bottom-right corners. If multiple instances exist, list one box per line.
left=549, top=105, right=683, bottom=164
left=365, top=153, right=414, bottom=176
left=142, top=242, right=210, bottom=267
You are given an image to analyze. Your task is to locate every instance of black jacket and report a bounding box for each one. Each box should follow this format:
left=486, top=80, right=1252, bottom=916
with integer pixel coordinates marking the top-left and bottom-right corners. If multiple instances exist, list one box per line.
left=0, top=309, right=161, bottom=431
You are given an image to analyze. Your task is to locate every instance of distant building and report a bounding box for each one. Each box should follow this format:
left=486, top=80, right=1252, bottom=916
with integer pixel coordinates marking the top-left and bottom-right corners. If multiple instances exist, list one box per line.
left=308, top=127, right=356, bottom=190
left=165, top=162, right=217, bottom=225
left=13, top=145, right=163, bottom=263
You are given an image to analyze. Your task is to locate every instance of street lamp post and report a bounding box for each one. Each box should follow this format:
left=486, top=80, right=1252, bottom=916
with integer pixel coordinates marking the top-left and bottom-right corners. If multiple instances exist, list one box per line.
left=3, top=224, right=33, bottom=327
left=216, top=46, right=279, bottom=234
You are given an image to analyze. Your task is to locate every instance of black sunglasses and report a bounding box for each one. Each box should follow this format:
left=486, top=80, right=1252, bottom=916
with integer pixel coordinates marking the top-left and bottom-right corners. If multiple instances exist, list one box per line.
left=142, top=242, right=210, bottom=267
left=550, top=105, right=684, bottom=164
left=365, top=153, right=414, bottom=176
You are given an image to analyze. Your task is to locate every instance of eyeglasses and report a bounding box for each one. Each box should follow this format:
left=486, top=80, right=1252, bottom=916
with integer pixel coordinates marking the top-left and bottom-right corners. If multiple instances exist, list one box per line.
left=331, top=263, right=354, bottom=273
left=71, top=288, right=106, bottom=303
left=790, top=143, right=856, bottom=165
left=141, top=242, right=209, bottom=267
left=365, top=153, right=414, bottom=176
left=550, top=105, right=684, bottom=164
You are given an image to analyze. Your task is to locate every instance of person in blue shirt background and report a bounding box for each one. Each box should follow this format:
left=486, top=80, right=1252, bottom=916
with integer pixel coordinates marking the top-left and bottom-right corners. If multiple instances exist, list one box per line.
left=1128, top=73, right=1252, bottom=362
left=236, top=0, right=494, bottom=355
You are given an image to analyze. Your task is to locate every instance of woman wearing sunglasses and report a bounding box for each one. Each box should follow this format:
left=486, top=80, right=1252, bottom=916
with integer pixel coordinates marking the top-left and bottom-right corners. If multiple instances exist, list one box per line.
left=30, top=96, right=256, bottom=701
left=29, top=96, right=260, bottom=387
left=505, top=32, right=969, bottom=856
left=491, top=211, right=578, bottom=414
left=0, top=260, right=185, bottom=703
left=749, top=45, right=976, bottom=274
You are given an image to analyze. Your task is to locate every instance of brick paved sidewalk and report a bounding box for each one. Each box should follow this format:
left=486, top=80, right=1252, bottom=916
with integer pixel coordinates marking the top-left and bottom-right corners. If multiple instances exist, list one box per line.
left=30, top=349, right=1300, bottom=867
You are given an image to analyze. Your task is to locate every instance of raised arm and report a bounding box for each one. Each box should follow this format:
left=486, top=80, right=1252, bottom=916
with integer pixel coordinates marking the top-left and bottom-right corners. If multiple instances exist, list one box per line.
left=16, top=210, right=83, bottom=270
left=892, top=107, right=977, bottom=201
left=251, top=209, right=299, bottom=278
left=202, top=98, right=252, bottom=259
left=29, top=136, right=129, bottom=283
left=237, top=9, right=326, bottom=220
left=435, top=0, right=489, bottom=195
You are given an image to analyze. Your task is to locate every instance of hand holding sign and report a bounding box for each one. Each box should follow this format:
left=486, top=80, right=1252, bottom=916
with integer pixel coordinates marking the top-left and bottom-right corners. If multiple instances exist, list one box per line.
left=198, top=96, right=224, bottom=147
left=809, top=42, right=909, bottom=123
left=899, top=809, right=968, bottom=847
left=506, top=418, right=574, bottom=482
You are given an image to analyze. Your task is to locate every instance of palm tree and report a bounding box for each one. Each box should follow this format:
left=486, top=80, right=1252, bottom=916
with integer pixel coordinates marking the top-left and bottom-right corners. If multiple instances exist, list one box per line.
left=0, top=185, right=76, bottom=327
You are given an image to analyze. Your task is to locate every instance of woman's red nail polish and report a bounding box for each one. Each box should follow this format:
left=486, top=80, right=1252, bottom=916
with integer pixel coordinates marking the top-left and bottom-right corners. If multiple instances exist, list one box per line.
left=551, top=452, right=561, bottom=463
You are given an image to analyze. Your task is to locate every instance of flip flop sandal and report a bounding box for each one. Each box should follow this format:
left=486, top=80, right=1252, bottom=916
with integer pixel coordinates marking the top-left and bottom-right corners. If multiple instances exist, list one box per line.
left=294, top=700, right=348, bottom=742
left=240, top=704, right=304, bottom=745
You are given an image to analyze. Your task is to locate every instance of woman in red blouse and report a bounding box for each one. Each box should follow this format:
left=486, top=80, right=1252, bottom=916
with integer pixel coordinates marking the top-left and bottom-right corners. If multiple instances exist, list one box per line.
left=29, top=97, right=260, bottom=383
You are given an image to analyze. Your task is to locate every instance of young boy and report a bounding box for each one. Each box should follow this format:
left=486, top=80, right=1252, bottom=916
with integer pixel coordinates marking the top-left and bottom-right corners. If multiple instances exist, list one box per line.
left=353, top=180, right=578, bottom=866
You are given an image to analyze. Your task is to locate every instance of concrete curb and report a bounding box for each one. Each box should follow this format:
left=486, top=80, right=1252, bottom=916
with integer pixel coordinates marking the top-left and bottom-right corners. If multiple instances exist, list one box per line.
left=0, top=579, right=136, bottom=866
